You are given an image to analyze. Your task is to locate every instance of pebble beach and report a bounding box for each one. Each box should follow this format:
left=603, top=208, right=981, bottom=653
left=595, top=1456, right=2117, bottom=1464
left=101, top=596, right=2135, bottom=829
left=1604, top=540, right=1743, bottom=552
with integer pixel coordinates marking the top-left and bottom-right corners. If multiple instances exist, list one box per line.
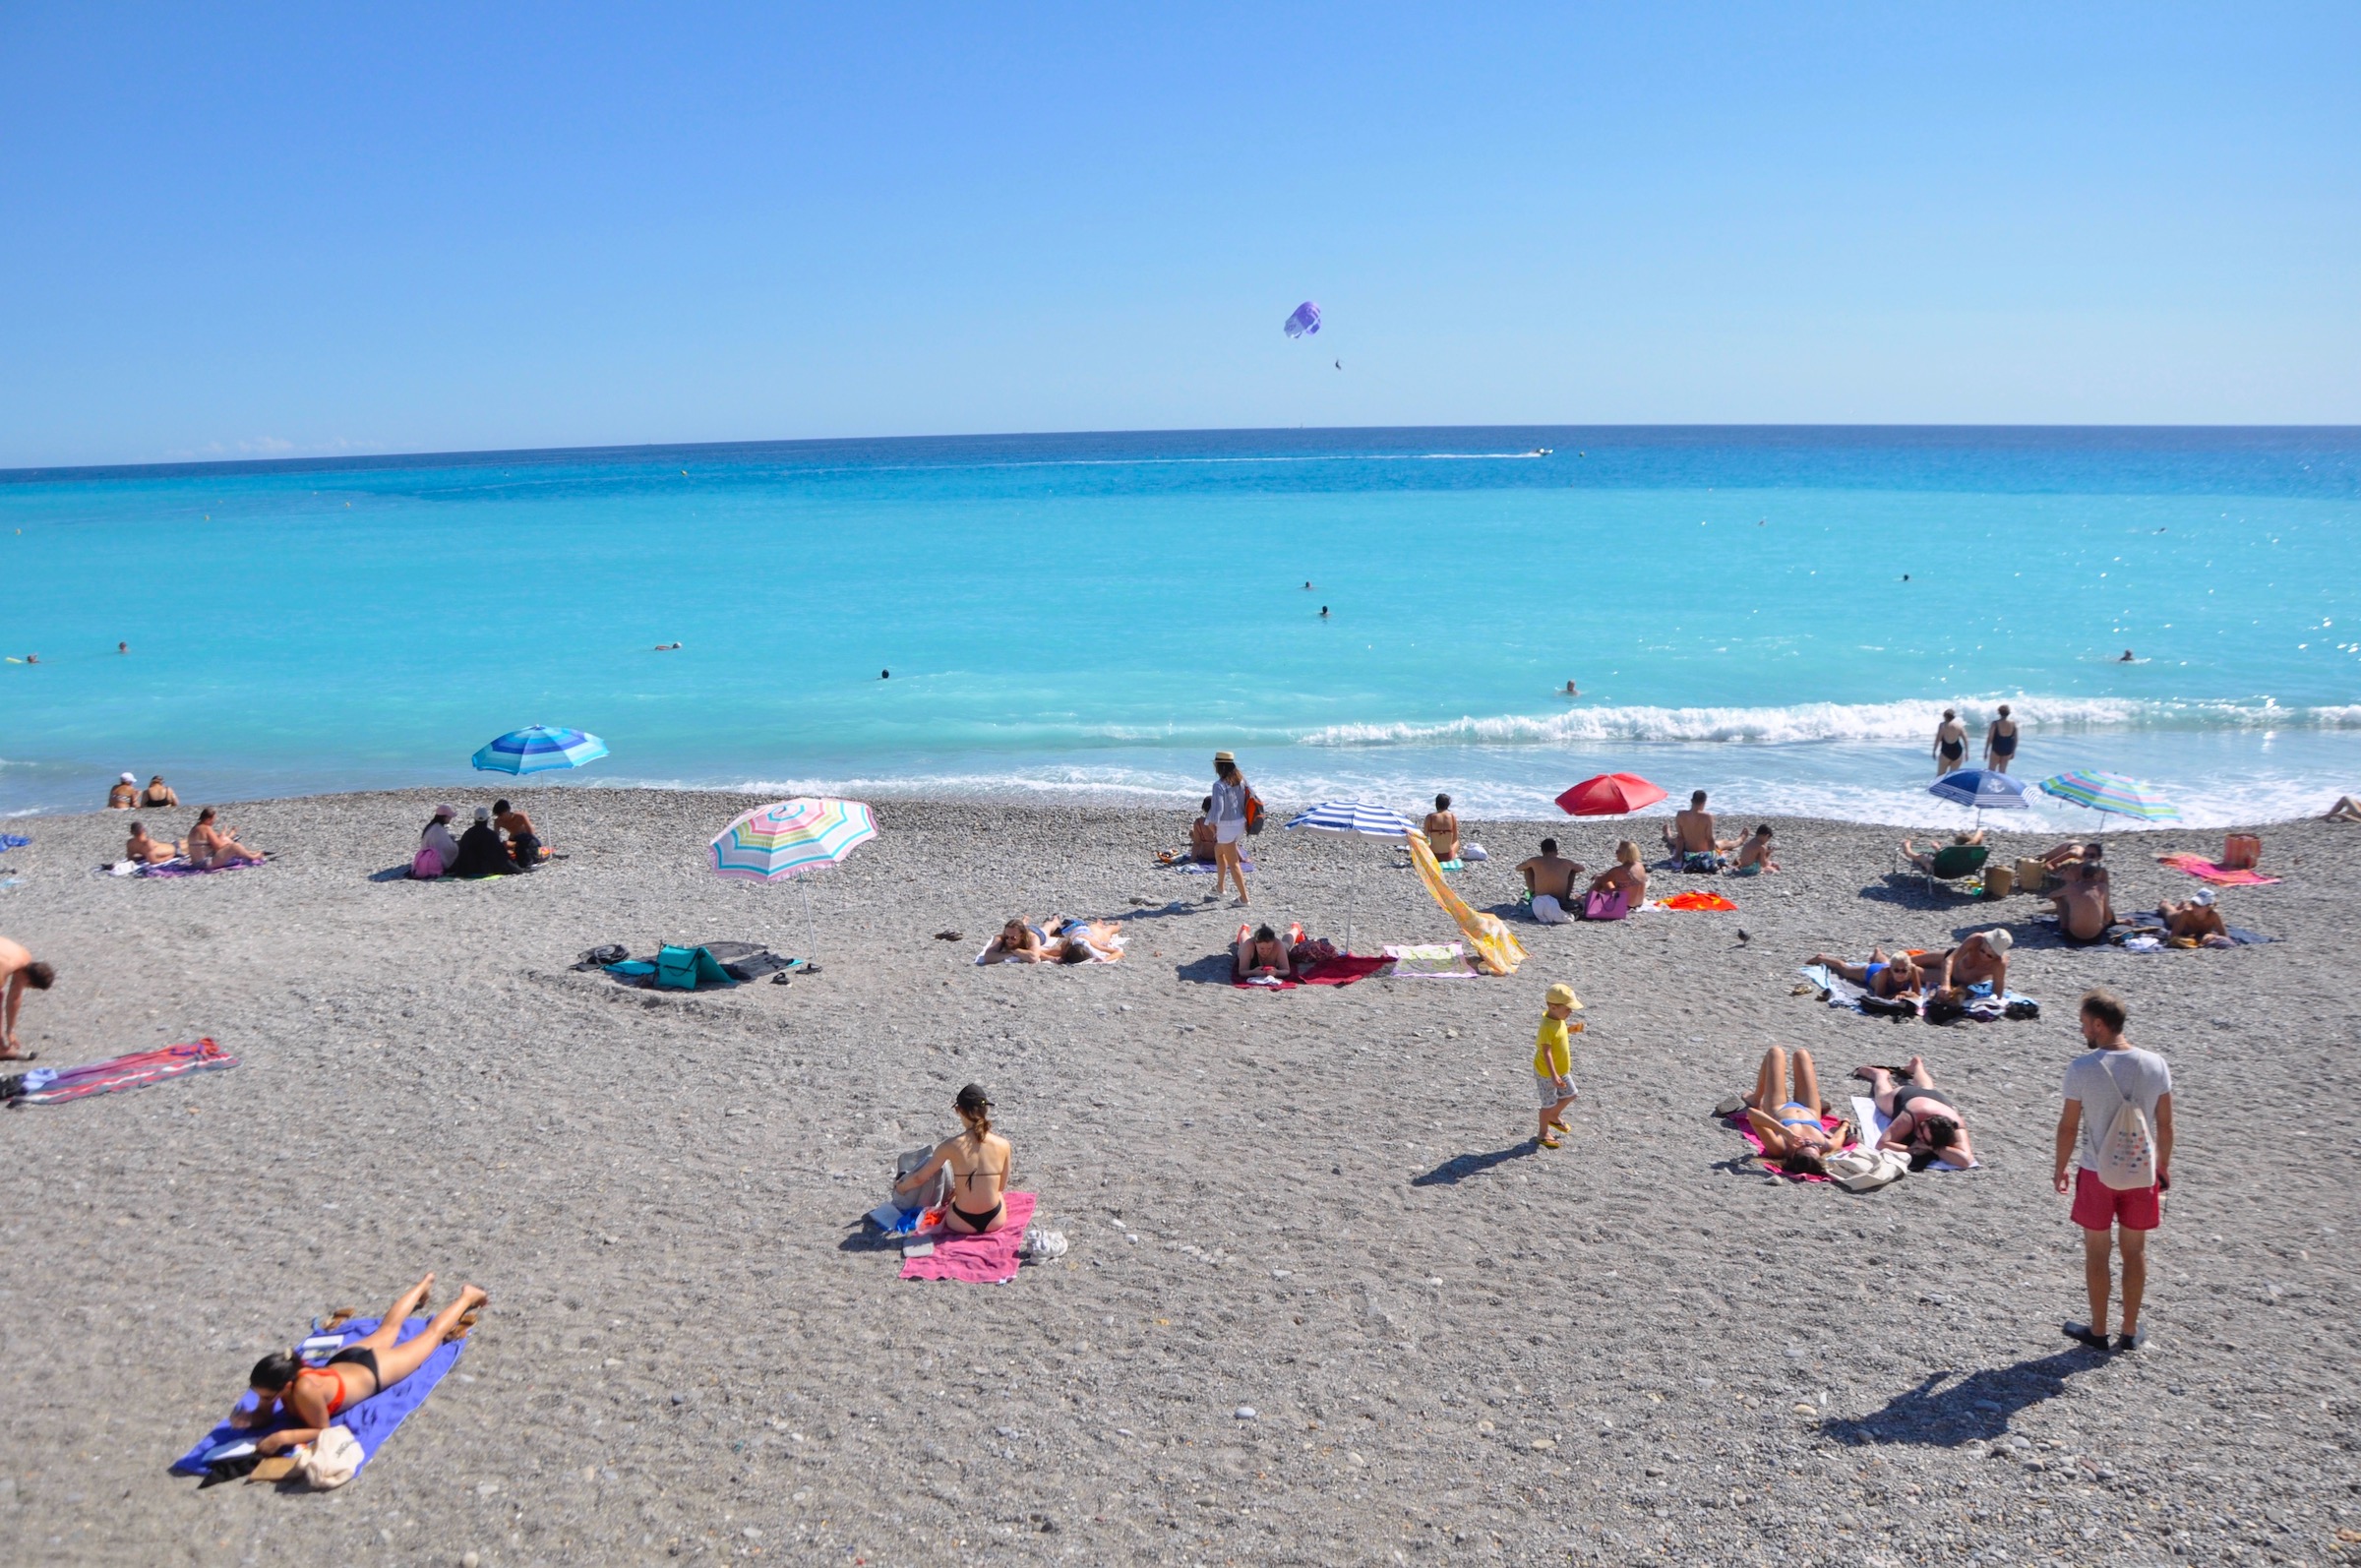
left=0, top=788, right=2354, bottom=1565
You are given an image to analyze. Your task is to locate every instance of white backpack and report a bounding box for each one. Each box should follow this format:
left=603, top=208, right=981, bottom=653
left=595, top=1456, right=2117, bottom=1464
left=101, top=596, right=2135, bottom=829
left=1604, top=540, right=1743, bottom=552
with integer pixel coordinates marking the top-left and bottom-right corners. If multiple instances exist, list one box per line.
left=2091, top=1054, right=2157, bottom=1191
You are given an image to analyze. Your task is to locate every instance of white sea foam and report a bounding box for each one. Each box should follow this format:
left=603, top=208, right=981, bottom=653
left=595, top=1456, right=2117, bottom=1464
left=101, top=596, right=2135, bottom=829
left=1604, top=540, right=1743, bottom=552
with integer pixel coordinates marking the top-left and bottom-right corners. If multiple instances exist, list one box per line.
left=1300, top=696, right=2361, bottom=749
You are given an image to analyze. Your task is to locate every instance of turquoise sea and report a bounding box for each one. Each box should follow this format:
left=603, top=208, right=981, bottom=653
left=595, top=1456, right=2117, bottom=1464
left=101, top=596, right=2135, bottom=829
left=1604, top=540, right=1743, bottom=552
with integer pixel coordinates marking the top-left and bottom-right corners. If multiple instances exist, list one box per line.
left=3, top=427, right=2356, bottom=828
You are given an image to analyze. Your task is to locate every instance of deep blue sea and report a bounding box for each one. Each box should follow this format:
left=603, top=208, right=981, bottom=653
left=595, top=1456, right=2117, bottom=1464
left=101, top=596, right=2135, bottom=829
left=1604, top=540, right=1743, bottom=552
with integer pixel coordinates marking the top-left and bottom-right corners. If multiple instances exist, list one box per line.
left=4, top=427, right=2356, bottom=828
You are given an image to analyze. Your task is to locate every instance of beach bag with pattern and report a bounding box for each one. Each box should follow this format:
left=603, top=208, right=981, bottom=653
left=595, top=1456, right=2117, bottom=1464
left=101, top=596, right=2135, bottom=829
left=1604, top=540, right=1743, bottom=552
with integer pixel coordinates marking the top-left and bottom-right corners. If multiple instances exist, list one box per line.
left=2092, top=1054, right=2158, bottom=1191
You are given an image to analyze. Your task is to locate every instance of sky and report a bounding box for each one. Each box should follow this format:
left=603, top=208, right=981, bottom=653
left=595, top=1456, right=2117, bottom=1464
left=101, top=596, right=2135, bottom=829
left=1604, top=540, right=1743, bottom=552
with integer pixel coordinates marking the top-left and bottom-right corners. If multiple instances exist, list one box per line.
left=2, top=2, right=2357, bottom=468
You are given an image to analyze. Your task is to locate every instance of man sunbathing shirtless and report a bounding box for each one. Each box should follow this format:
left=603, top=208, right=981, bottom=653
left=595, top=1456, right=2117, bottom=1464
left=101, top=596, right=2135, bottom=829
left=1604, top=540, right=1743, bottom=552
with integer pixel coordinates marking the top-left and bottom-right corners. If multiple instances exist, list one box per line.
left=1663, top=791, right=1734, bottom=865
left=1927, top=928, right=2012, bottom=993
left=2156, top=894, right=2226, bottom=942
left=2046, top=847, right=2114, bottom=942
left=1516, top=838, right=1587, bottom=922
left=124, top=821, right=183, bottom=865
left=1808, top=947, right=1928, bottom=1000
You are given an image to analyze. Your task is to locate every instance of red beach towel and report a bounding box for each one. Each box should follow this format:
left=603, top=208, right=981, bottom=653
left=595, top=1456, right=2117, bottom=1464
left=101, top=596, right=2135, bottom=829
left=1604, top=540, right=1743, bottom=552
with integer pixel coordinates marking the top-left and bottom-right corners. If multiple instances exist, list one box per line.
left=901, top=1191, right=1038, bottom=1284
left=1724, top=1111, right=1848, bottom=1183
left=1233, top=954, right=1392, bottom=992
left=1661, top=890, right=1738, bottom=912
left=2156, top=853, right=2279, bottom=886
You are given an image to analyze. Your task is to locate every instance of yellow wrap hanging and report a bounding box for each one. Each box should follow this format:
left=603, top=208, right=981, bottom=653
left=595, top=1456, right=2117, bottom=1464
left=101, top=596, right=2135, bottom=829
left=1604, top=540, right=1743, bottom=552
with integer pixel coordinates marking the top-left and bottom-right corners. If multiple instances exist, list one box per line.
left=1405, top=831, right=1528, bottom=975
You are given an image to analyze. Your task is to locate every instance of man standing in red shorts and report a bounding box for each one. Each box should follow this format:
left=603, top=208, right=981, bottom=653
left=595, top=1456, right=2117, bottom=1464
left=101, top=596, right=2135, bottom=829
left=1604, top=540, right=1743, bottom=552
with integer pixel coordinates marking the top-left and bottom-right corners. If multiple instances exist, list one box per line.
left=2052, top=989, right=2174, bottom=1351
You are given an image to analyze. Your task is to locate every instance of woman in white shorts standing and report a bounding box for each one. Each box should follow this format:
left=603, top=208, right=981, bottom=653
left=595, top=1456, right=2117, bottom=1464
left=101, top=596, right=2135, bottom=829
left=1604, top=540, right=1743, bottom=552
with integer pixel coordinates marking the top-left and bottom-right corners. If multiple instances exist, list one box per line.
left=1208, top=752, right=1252, bottom=907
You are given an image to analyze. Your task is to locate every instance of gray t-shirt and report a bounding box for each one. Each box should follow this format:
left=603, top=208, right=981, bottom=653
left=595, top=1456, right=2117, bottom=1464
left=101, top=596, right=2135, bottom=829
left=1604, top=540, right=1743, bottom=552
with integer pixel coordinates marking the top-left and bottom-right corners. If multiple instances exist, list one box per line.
left=1208, top=778, right=1247, bottom=825
left=2062, top=1046, right=2172, bottom=1172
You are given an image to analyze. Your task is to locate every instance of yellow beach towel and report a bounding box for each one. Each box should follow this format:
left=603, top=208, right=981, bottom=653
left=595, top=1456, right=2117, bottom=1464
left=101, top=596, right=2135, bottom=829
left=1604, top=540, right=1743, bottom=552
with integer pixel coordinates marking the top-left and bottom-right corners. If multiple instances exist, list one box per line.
left=1406, top=833, right=1527, bottom=975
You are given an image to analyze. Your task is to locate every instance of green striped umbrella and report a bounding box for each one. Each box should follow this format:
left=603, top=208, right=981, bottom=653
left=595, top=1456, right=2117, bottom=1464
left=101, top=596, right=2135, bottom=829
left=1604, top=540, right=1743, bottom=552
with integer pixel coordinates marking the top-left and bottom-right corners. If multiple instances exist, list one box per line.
left=2036, top=769, right=2182, bottom=823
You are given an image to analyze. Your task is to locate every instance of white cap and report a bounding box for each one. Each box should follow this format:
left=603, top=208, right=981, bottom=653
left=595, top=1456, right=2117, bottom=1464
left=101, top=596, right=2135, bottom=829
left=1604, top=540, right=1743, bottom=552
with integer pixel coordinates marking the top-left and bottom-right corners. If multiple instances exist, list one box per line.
left=474, top=806, right=491, bottom=821
left=120, top=772, right=136, bottom=783
left=2191, top=888, right=2216, bottom=906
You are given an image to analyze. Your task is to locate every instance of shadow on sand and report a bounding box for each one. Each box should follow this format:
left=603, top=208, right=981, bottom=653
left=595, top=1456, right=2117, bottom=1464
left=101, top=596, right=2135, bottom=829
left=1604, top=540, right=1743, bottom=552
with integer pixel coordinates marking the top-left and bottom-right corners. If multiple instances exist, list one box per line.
left=1411, top=1142, right=1544, bottom=1186
left=1821, top=1347, right=2108, bottom=1447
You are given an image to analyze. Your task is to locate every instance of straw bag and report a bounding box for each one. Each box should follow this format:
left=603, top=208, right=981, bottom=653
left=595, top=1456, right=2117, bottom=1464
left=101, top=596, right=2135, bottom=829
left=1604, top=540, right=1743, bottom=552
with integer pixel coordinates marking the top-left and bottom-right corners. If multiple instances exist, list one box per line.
left=1982, top=864, right=2015, bottom=898
left=2015, top=857, right=2048, bottom=892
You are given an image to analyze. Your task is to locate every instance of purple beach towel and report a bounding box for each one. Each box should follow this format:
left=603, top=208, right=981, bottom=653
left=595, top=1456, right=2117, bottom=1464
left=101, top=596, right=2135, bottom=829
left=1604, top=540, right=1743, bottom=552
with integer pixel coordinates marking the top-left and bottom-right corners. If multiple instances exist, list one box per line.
left=170, top=1315, right=465, bottom=1482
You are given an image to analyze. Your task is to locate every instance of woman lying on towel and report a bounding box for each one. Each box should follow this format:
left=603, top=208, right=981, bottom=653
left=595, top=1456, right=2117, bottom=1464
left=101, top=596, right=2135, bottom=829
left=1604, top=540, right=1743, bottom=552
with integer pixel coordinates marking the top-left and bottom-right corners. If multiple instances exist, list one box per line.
left=981, top=918, right=1053, bottom=963
left=894, top=1083, right=1015, bottom=1234
left=1234, top=924, right=1295, bottom=982
left=1807, top=947, right=1928, bottom=1000
left=1732, top=1045, right=1852, bottom=1176
left=1856, top=1056, right=1977, bottom=1170
left=231, top=1274, right=487, bottom=1455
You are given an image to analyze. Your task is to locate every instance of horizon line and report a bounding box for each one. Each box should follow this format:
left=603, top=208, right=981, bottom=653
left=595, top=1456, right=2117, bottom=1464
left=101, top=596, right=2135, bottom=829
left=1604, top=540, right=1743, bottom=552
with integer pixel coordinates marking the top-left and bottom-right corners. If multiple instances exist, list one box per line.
left=7, top=420, right=2359, bottom=483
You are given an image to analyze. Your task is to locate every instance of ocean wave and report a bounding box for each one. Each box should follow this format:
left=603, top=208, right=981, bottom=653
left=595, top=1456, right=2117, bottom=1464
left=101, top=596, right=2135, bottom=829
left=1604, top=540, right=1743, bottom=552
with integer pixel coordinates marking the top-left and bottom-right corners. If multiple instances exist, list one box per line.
left=1301, top=697, right=2361, bottom=749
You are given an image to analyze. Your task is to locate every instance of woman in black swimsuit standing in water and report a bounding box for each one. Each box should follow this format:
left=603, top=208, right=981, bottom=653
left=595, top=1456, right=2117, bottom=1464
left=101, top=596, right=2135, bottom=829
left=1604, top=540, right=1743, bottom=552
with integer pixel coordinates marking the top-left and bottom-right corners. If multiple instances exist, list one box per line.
left=1932, top=708, right=1968, bottom=775
left=895, top=1084, right=1015, bottom=1234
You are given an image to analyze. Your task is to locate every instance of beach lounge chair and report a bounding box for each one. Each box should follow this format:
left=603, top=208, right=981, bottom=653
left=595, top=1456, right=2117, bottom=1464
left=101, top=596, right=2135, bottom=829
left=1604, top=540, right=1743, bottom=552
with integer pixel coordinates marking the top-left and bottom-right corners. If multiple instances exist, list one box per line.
left=1904, top=842, right=1989, bottom=899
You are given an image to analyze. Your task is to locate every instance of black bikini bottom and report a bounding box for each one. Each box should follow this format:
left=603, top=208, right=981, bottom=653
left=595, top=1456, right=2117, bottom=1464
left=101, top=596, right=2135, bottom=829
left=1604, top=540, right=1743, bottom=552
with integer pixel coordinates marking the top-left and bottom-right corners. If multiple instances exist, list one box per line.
left=947, top=1202, right=1003, bottom=1233
left=327, top=1344, right=382, bottom=1396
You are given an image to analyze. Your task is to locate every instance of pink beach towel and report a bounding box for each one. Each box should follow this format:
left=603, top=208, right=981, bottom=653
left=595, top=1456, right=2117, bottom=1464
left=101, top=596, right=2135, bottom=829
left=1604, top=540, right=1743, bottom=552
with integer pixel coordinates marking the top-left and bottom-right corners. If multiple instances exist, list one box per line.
left=901, top=1191, right=1038, bottom=1283
left=1724, top=1111, right=1851, bottom=1183
left=2156, top=853, right=2280, bottom=886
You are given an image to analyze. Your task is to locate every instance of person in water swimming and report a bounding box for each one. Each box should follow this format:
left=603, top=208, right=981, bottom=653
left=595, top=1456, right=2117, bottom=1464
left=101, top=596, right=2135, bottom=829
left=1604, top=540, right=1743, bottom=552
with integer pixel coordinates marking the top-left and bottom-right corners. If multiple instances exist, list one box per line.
left=230, top=1275, right=488, bottom=1454
left=893, top=1084, right=1014, bottom=1234
left=1731, top=1045, right=1849, bottom=1176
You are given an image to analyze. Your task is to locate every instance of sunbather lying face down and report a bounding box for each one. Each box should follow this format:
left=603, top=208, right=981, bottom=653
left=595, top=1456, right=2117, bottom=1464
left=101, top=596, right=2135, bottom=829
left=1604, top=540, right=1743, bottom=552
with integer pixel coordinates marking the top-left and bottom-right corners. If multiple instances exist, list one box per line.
left=983, top=919, right=1050, bottom=964
left=1926, top=929, right=2011, bottom=993
left=232, top=1274, right=487, bottom=1455
left=1856, top=1056, right=1975, bottom=1170
left=1741, top=1046, right=1847, bottom=1176
left=1235, top=924, right=1293, bottom=980
left=894, top=1083, right=1014, bottom=1234
left=1809, top=948, right=1926, bottom=999
left=1051, top=917, right=1123, bottom=963
left=2157, top=896, right=2226, bottom=940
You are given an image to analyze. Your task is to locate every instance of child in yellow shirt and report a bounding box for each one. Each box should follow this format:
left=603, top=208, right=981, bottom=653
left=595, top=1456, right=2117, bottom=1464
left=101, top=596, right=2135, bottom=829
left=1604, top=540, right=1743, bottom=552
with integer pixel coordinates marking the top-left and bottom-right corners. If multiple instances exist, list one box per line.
left=1533, top=982, right=1583, bottom=1148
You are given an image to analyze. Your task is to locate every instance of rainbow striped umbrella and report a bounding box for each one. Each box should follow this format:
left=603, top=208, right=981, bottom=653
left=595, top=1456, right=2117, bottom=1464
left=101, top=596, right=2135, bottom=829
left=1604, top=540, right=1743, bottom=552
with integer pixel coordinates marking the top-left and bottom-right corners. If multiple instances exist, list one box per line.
left=708, top=798, right=878, bottom=962
left=2037, top=769, right=2182, bottom=823
left=471, top=725, right=607, bottom=775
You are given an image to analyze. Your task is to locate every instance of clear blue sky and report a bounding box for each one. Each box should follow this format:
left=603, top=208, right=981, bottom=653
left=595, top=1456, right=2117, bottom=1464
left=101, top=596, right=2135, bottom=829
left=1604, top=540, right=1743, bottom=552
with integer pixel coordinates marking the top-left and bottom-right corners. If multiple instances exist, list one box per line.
left=4, top=2, right=2356, bottom=467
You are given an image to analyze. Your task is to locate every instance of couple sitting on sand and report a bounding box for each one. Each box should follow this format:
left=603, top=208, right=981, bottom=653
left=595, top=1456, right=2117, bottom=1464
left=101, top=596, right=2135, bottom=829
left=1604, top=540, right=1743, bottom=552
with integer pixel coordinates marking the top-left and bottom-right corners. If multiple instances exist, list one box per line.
left=413, top=801, right=547, bottom=879
left=981, top=915, right=1123, bottom=964
left=126, top=808, right=264, bottom=870
left=107, top=773, right=179, bottom=810
left=1730, top=1045, right=1976, bottom=1176
left=1516, top=839, right=1650, bottom=923
left=1657, top=791, right=1777, bottom=874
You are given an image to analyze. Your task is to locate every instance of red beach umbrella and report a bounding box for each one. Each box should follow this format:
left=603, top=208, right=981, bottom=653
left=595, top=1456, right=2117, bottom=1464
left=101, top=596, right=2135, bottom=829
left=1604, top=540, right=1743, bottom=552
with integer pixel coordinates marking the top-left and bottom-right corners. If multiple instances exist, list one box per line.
left=1555, top=773, right=1668, bottom=816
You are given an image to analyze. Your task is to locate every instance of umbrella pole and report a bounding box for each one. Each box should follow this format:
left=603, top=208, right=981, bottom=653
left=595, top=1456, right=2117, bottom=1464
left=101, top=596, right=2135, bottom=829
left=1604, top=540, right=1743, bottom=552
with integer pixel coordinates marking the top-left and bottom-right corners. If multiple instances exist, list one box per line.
left=799, top=877, right=817, bottom=966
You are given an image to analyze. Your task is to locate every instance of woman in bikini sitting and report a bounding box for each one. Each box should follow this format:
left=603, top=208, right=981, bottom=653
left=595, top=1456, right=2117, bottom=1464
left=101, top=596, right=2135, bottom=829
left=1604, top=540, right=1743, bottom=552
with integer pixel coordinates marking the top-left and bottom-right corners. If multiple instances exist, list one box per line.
left=1729, top=1045, right=1849, bottom=1176
left=1806, top=947, right=1927, bottom=1000
left=1856, top=1056, right=1976, bottom=1170
left=230, top=1274, right=488, bottom=1455
left=1585, top=841, right=1649, bottom=911
left=186, top=808, right=265, bottom=869
left=893, top=1084, right=1014, bottom=1234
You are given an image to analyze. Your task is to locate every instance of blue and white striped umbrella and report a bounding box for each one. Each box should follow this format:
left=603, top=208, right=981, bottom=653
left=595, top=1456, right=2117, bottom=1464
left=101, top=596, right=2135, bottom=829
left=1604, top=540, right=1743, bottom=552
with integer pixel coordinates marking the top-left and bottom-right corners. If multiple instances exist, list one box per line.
left=471, top=725, right=608, bottom=775
left=1927, top=769, right=2029, bottom=812
left=1284, top=801, right=1415, bottom=840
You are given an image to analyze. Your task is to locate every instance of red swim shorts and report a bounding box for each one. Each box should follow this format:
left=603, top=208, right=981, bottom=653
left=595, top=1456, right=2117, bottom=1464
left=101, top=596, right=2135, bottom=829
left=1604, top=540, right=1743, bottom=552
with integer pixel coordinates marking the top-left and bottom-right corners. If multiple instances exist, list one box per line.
left=2072, top=1167, right=2161, bottom=1232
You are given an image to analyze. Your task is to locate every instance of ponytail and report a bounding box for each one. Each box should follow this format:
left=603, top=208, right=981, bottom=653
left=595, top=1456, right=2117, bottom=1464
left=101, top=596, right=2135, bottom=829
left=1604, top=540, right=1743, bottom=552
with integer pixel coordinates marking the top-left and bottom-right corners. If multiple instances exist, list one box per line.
left=249, top=1350, right=301, bottom=1392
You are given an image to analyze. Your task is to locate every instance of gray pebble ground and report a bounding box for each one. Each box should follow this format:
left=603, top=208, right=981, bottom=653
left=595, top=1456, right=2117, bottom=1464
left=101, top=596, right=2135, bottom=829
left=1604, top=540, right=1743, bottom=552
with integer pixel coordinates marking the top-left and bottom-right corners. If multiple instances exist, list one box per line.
left=0, top=790, right=2354, bottom=1565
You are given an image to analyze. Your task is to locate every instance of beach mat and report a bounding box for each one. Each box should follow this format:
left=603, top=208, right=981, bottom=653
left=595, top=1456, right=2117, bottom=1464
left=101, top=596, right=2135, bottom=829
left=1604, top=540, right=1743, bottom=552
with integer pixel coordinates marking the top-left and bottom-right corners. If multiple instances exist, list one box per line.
left=1232, top=954, right=1391, bottom=991
left=2156, top=853, right=2280, bottom=886
left=1849, top=1095, right=1979, bottom=1171
left=1797, top=966, right=2037, bottom=1023
left=1382, top=942, right=1479, bottom=979
left=0, top=832, right=28, bottom=852
left=2111, top=912, right=2274, bottom=951
left=170, top=1313, right=464, bottom=1484
left=1168, top=858, right=1252, bottom=874
left=901, top=1191, right=1038, bottom=1284
left=6, top=1039, right=236, bottom=1106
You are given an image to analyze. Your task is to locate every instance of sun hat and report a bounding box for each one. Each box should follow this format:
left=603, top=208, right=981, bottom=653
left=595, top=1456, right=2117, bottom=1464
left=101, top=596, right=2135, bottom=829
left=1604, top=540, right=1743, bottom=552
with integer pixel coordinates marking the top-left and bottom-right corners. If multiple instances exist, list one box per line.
left=1982, top=928, right=2014, bottom=953
left=1213, top=751, right=1236, bottom=763
left=433, top=804, right=456, bottom=819
left=1544, top=982, right=1582, bottom=1009
left=120, top=772, right=135, bottom=783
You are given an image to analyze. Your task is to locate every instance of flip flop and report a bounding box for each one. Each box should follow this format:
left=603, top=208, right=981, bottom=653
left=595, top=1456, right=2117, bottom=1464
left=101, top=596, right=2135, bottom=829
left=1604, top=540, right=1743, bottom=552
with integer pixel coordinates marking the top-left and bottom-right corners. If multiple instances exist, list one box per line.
left=1537, top=1136, right=1561, bottom=1150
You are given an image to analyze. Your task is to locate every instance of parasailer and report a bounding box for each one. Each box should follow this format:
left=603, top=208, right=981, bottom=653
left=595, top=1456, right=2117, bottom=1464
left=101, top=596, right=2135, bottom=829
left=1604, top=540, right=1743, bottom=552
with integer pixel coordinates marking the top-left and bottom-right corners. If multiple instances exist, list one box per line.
left=1283, top=300, right=1321, bottom=338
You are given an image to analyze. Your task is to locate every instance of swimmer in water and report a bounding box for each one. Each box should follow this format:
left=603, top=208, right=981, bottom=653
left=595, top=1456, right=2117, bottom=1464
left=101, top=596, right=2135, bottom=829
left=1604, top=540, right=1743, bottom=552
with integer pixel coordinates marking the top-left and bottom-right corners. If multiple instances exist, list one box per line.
left=1563, top=680, right=1579, bottom=697
left=2120, top=649, right=2136, bottom=662
left=1319, top=607, right=1330, bottom=619
left=1303, top=581, right=1314, bottom=590
left=881, top=669, right=890, bottom=679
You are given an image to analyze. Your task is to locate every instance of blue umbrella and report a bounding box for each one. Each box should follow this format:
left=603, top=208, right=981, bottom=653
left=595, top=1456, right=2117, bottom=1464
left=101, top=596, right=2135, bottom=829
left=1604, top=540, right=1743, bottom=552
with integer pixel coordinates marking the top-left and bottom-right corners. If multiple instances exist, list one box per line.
left=1927, top=769, right=2029, bottom=813
left=1285, top=801, right=1415, bottom=952
left=472, top=725, right=608, bottom=775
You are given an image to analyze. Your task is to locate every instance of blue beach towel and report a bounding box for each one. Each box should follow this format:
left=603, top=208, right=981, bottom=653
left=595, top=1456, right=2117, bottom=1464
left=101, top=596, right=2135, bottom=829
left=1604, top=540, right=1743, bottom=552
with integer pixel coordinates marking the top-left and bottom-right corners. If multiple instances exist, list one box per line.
left=170, top=1315, right=464, bottom=1482
left=0, top=833, right=29, bottom=852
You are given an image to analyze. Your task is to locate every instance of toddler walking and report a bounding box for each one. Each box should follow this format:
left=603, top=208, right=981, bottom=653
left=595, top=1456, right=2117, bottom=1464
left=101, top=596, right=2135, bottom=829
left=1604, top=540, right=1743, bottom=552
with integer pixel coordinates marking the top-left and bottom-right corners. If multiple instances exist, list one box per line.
left=1533, top=982, right=1584, bottom=1148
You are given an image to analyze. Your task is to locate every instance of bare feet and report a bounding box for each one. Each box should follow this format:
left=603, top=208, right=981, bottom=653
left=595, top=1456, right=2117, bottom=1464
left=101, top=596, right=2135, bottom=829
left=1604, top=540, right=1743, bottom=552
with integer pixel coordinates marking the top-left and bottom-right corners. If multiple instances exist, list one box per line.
left=447, top=1285, right=491, bottom=1340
